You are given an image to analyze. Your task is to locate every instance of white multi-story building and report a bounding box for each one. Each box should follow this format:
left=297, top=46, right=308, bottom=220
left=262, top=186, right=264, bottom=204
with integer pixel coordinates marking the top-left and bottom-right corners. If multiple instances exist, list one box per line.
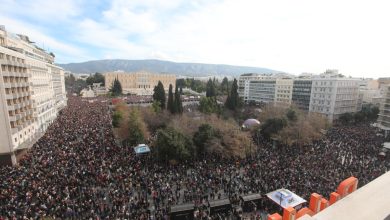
left=238, top=73, right=294, bottom=105
left=309, top=70, right=360, bottom=121
left=275, top=78, right=293, bottom=105
left=357, top=79, right=381, bottom=105
left=238, top=74, right=277, bottom=104
left=0, top=26, right=66, bottom=165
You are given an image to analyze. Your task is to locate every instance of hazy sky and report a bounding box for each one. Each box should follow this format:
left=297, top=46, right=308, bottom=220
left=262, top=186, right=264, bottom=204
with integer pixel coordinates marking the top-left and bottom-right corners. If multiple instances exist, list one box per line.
left=1, top=0, right=389, bottom=78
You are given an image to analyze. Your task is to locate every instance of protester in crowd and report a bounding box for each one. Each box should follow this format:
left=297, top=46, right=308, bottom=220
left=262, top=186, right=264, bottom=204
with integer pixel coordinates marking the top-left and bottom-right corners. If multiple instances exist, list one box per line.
left=0, top=96, right=388, bottom=219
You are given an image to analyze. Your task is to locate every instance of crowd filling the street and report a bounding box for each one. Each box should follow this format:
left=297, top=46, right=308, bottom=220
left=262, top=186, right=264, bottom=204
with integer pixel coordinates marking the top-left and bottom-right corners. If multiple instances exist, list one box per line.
left=0, top=96, right=389, bottom=219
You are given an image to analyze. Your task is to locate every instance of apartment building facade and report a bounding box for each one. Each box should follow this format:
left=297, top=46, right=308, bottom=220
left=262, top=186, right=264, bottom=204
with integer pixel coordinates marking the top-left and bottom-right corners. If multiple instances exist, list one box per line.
left=238, top=74, right=277, bottom=103
left=238, top=70, right=361, bottom=121
left=0, top=26, right=66, bottom=165
left=292, top=79, right=313, bottom=111
left=274, top=78, right=293, bottom=105
left=377, top=85, right=390, bottom=136
left=309, top=71, right=360, bottom=121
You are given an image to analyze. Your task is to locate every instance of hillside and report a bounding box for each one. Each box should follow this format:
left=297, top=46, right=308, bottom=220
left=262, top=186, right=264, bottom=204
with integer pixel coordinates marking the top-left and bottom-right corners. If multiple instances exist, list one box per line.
left=58, top=59, right=279, bottom=77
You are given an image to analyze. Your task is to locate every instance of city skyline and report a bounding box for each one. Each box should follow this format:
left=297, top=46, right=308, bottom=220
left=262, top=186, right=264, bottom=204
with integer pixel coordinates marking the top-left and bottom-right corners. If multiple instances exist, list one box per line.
left=1, top=0, right=390, bottom=78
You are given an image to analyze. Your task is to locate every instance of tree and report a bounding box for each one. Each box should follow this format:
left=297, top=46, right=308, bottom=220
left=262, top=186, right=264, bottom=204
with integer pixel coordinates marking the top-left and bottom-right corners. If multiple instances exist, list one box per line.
left=221, top=77, right=229, bottom=95
left=225, top=78, right=241, bottom=111
left=73, top=79, right=87, bottom=95
left=286, top=108, right=298, bottom=122
left=199, top=97, right=219, bottom=114
left=260, top=117, right=287, bottom=139
left=353, top=111, right=365, bottom=123
left=193, top=124, right=215, bottom=158
left=109, top=78, right=122, bottom=96
left=174, top=86, right=183, bottom=114
left=86, top=72, right=105, bottom=86
left=112, top=111, right=122, bottom=128
left=206, top=78, right=216, bottom=97
left=65, top=74, right=76, bottom=88
left=65, top=74, right=88, bottom=94
left=156, top=127, right=194, bottom=162
left=361, top=104, right=379, bottom=121
left=127, top=109, right=145, bottom=146
left=339, top=112, right=354, bottom=125
left=179, top=86, right=183, bottom=95
left=152, top=100, right=162, bottom=113
left=167, top=84, right=175, bottom=113
left=176, top=78, right=187, bottom=88
left=153, top=81, right=166, bottom=110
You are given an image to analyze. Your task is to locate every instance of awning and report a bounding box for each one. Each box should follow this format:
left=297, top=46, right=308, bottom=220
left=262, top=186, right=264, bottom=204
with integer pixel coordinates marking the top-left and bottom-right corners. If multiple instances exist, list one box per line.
left=134, top=144, right=151, bottom=154
left=266, top=188, right=306, bottom=209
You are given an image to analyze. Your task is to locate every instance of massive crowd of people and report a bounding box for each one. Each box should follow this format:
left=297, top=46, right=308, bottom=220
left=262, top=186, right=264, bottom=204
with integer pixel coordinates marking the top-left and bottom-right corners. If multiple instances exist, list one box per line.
left=0, top=96, right=388, bottom=219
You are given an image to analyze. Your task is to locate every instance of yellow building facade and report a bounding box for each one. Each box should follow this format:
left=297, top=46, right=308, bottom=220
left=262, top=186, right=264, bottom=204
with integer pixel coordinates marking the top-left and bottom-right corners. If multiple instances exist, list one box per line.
left=104, top=71, right=176, bottom=95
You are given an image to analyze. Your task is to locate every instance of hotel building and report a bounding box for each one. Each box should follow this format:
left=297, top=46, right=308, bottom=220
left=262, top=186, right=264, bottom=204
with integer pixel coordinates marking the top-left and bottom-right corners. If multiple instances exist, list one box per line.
left=0, top=26, right=66, bottom=165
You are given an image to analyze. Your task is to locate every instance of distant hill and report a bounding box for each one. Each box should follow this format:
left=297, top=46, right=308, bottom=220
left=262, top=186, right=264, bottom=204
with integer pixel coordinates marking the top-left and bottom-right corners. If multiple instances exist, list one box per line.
left=58, top=59, right=279, bottom=77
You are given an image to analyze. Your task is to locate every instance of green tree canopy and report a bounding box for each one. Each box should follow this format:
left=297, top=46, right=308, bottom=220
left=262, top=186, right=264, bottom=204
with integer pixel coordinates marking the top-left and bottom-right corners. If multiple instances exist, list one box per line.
left=153, top=81, right=166, bottom=110
left=206, top=78, right=216, bottom=97
left=86, top=72, right=105, bottom=86
left=199, top=97, right=219, bottom=114
left=167, top=84, right=175, bottom=113
left=127, top=109, right=145, bottom=146
left=260, top=117, right=287, bottom=139
left=193, top=124, right=215, bottom=158
left=156, top=127, right=194, bottom=162
left=286, top=108, right=298, bottom=122
left=152, top=100, right=162, bottom=113
left=174, top=86, right=183, bottom=114
left=109, top=78, right=122, bottom=96
left=220, top=77, right=229, bottom=95
left=225, top=78, right=241, bottom=111
left=112, top=111, right=122, bottom=128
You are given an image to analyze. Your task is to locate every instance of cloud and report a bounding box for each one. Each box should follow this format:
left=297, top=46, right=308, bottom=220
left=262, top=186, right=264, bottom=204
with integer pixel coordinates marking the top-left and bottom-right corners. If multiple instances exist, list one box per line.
left=0, top=0, right=83, bottom=23
left=2, top=0, right=390, bottom=77
left=0, top=15, right=92, bottom=62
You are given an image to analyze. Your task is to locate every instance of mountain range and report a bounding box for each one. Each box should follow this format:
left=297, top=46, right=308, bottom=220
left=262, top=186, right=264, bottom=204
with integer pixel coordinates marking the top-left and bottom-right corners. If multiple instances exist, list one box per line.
left=58, top=59, right=280, bottom=77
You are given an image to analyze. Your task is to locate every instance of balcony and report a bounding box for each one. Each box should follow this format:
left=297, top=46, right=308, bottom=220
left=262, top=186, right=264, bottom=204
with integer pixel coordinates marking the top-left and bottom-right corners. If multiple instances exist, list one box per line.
left=7, top=105, right=16, bottom=111
left=8, top=115, right=16, bottom=121
left=5, top=93, right=17, bottom=99
left=2, top=60, right=27, bottom=68
left=20, top=111, right=27, bottom=118
left=14, top=131, right=44, bottom=151
left=15, top=113, right=22, bottom=120
left=3, top=83, right=12, bottom=88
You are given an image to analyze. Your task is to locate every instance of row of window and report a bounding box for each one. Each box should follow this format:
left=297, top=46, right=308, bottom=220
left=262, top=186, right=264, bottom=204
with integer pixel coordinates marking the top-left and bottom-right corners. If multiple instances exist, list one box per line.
left=0, top=52, right=25, bottom=63
left=14, top=126, right=34, bottom=143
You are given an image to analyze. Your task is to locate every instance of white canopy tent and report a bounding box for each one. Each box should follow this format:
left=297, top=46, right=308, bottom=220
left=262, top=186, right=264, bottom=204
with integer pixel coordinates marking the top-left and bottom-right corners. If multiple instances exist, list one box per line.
left=266, top=188, right=306, bottom=209
left=134, top=144, right=151, bottom=155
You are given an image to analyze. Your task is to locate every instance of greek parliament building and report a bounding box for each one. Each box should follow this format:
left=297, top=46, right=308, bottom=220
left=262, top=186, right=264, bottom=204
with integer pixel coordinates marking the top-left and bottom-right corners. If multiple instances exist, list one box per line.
left=238, top=70, right=361, bottom=121
left=104, top=71, right=176, bottom=95
left=0, top=26, right=66, bottom=166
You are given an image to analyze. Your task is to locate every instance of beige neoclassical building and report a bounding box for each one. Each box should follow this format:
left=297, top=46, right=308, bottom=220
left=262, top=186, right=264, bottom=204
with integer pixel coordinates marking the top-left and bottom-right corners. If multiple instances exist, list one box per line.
left=105, top=71, right=176, bottom=95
